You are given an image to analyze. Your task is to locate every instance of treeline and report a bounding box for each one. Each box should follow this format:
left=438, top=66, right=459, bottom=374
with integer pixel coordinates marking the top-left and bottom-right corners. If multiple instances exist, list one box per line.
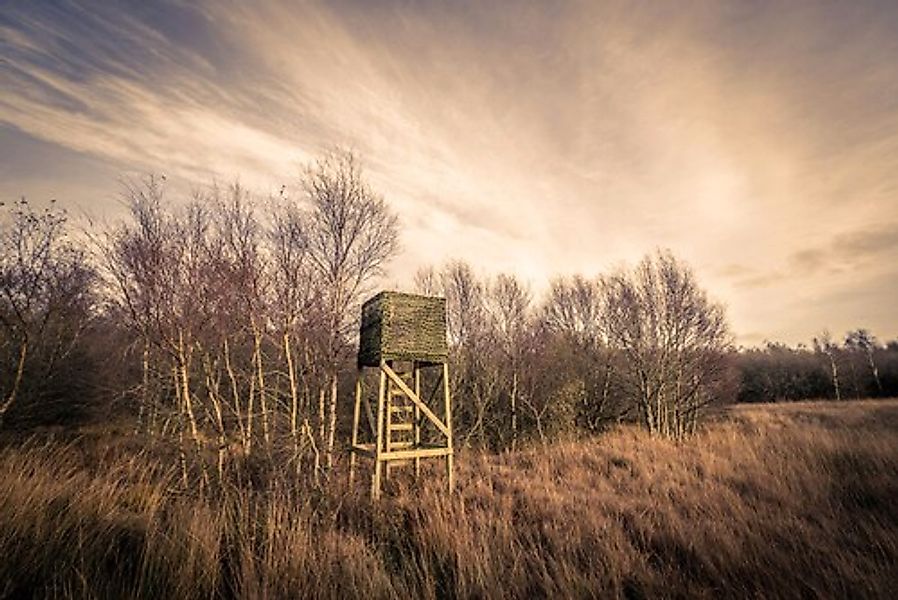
left=736, top=333, right=898, bottom=402
left=414, top=258, right=732, bottom=447
left=0, top=149, right=890, bottom=487
left=2, top=151, right=401, bottom=487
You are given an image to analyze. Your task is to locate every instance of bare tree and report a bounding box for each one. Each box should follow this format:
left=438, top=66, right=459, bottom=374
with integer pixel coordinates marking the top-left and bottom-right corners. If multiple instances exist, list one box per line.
left=99, top=176, right=172, bottom=421
left=101, top=178, right=214, bottom=484
left=0, top=199, right=95, bottom=427
left=541, top=275, right=623, bottom=430
left=813, top=331, right=842, bottom=401
left=542, top=275, right=602, bottom=350
left=487, top=274, right=532, bottom=450
left=416, top=261, right=502, bottom=448
left=600, top=250, right=732, bottom=437
left=845, top=329, right=883, bottom=396
left=440, top=261, right=487, bottom=350
left=268, top=194, right=327, bottom=477
left=300, top=149, right=399, bottom=469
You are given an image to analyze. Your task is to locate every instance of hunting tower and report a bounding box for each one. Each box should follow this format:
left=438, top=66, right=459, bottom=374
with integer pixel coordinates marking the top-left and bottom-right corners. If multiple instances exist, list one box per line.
left=349, top=291, right=453, bottom=499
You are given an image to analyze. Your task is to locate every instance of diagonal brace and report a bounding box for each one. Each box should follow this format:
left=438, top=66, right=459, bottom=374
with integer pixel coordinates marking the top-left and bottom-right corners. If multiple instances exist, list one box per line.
left=361, top=393, right=376, bottom=436
left=382, top=362, right=450, bottom=438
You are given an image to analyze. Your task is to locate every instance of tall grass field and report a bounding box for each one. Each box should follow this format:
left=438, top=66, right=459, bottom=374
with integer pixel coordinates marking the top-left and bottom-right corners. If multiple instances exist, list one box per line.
left=2, top=400, right=897, bottom=598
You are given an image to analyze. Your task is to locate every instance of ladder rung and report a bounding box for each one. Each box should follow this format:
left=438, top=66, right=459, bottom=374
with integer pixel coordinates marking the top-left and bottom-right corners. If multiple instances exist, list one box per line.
left=388, top=441, right=414, bottom=449
left=390, top=405, right=413, bottom=412
left=389, top=423, right=413, bottom=431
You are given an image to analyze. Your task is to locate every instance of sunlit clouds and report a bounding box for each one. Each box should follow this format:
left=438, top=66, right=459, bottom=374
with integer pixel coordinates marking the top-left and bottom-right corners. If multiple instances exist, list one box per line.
left=1, top=0, right=897, bottom=344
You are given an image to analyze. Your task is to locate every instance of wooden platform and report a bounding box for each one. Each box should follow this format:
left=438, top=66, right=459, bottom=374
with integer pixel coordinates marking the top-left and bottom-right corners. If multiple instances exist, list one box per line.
left=349, top=359, right=453, bottom=499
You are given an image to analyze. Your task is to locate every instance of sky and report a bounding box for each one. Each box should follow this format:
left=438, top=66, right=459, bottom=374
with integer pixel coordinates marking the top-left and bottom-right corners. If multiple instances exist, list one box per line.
left=1, top=0, right=897, bottom=346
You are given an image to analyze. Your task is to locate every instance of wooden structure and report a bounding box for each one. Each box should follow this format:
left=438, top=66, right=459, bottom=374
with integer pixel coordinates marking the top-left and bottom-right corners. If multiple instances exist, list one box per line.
left=349, top=291, right=453, bottom=498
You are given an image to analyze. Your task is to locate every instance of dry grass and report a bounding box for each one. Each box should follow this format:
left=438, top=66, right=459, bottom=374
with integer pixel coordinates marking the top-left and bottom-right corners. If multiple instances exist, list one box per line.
left=2, top=400, right=897, bottom=599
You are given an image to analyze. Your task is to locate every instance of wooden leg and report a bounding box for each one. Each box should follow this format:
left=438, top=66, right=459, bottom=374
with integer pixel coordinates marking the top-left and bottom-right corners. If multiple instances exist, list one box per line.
left=349, top=372, right=361, bottom=486
left=385, top=373, right=393, bottom=481
left=372, top=363, right=386, bottom=500
left=414, top=362, right=421, bottom=480
left=443, top=362, right=454, bottom=493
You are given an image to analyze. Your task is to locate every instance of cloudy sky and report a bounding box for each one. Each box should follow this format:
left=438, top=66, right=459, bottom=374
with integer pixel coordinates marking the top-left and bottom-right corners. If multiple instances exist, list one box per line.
left=2, top=0, right=897, bottom=345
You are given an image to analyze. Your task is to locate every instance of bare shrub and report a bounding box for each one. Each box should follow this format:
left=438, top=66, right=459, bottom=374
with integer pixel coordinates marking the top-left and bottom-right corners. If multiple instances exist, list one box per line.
left=600, top=250, right=733, bottom=437
left=0, top=199, right=95, bottom=427
left=300, top=149, right=400, bottom=468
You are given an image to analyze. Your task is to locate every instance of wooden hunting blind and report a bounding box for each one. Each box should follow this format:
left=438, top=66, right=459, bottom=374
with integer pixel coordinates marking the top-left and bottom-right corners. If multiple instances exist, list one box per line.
left=358, top=292, right=449, bottom=366
left=350, top=291, right=453, bottom=498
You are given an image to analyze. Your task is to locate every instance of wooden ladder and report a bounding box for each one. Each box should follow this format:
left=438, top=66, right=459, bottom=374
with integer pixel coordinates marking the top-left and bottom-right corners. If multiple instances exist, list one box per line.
left=385, top=369, right=420, bottom=477
left=349, top=359, right=453, bottom=499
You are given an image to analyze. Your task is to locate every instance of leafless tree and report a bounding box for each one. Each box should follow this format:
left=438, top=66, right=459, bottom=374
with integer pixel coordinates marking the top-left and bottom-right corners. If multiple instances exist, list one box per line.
left=813, top=331, right=842, bottom=401
left=541, top=275, right=623, bottom=430
left=845, top=329, right=883, bottom=395
left=439, top=261, right=487, bottom=350
left=0, top=199, right=95, bottom=427
left=542, top=275, right=603, bottom=350
left=487, top=274, right=532, bottom=450
left=300, top=149, right=399, bottom=469
left=515, top=324, right=582, bottom=444
left=267, top=194, right=329, bottom=477
left=600, top=250, right=732, bottom=438
left=416, top=261, right=504, bottom=447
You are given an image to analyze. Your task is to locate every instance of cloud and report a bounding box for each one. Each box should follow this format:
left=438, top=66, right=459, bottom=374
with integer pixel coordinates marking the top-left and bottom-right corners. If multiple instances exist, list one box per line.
left=838, top=224, right=898, bottom=260
left=720, top=221, right=898, bottom=291
left=793, top=223, right=898, bottom=274
left=1, top=0, right=898, bottom=345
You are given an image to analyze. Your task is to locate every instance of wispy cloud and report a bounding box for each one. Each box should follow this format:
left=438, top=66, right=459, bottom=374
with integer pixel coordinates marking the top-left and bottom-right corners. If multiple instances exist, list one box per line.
left=1, top=0, right=897, bottom=344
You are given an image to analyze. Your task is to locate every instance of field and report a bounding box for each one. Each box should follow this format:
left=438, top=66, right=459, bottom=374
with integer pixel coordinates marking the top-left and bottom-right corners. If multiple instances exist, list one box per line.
left=2, top=400, right=897, bottom=599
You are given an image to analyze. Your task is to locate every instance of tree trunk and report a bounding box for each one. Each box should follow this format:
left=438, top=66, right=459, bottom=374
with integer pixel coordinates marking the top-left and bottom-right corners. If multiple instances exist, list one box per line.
left=223, top=338, right=246, bottom=447
left=828, top=353, right=841, bottom=401
left=137, top=340, right=149, bottom=435
left=304, top=418, right=321, bottom=485
left=178, top=332, right=200, bottom=442
left=284, top=332, right=302, bottom=475
left=177, top=331, right=207, bottom=488
left=326, top=372, right=338, bottom=470
left=601, top=361, right=613, bottom=425
left=867, top=349, right=883, bottom=395
left=173, top=364, right=190, bottom=488
left=203, top=353, right=227, bottom=484
left=0, top=339, right=28, bottom=428
left=318, top=387, right=326, bottom=451
left=246, top=345, right=256, bottom=455
left=510, top=370, right=518, bottom=451
left=253, top=324, right=271, bottom=449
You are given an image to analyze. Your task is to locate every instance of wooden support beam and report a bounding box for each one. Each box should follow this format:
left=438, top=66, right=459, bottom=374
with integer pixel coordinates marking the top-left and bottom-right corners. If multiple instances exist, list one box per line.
left=372, top=365, right=386, bottom=499
left=381, top=447, right=453, bottom=461
left=414, top=362, right=421, bottom=479
left=382, top=362, right=450, bottom=438
left=361, top=393, right=376, bottom=436
left=349, top=360, right=453, bottom=499
left=352, top=443, right=376, bottom=457
left=349, top=373, right=362, bottom=485
left=385, top=369, right=394, bottom=480
left=443, top=362, right=454, bottom=492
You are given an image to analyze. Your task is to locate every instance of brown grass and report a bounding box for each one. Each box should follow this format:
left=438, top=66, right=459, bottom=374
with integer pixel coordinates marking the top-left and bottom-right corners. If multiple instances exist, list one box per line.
left=2, top=400, right=897, bottom=599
